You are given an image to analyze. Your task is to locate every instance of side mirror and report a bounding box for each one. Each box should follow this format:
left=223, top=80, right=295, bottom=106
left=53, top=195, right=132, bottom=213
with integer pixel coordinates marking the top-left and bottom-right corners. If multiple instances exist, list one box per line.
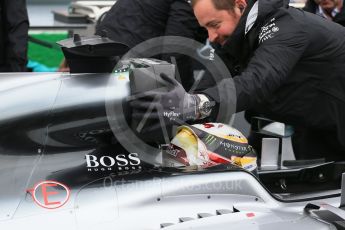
left=57, top=35, right=129, bottom=73
left=251, top=116, right=296, bottom=169
left=251, top=116, right=294, bottom=137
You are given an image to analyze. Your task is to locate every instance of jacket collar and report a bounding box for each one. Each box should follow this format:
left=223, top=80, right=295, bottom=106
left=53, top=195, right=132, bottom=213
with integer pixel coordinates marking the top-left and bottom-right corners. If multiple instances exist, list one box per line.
left=221, top=0, right=256, bottom=59
left=220, top=0, right=288, bottom=58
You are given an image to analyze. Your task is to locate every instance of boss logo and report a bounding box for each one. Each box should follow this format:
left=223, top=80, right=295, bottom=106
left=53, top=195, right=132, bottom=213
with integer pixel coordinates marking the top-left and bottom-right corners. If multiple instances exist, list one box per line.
left=86, top=153, right=141, bottom=172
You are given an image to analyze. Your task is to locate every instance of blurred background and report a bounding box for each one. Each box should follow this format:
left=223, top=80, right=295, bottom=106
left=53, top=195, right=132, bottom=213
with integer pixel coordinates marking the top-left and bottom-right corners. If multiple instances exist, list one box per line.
left=27, top=0, right=115, bottom=70
left=26, top=0, right=307, bottom=71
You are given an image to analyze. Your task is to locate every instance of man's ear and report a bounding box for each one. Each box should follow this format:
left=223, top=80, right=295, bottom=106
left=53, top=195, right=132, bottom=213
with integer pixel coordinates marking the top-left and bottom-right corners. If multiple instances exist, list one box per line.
left=235, top=0, right=247, bottom=13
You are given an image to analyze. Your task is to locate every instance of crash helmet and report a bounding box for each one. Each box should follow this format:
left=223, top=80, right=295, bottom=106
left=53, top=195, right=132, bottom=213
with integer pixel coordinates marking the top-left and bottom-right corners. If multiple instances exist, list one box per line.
left=162, top=123, right=257, bottom=172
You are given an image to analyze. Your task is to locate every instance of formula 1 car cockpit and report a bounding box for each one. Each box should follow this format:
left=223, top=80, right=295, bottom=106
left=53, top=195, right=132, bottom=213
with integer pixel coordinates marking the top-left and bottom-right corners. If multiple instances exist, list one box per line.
left=1, top=35, right=345, bottom=230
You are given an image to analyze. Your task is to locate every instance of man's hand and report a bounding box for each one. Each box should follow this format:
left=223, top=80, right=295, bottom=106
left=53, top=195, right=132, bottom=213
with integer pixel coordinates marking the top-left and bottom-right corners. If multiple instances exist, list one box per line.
left=129, top=73, right=200, bottom=129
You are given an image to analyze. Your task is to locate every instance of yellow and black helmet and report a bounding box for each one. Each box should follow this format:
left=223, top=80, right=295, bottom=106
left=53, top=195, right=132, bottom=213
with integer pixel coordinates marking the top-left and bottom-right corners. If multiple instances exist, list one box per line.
left=163, top=123, right=257, bottom=172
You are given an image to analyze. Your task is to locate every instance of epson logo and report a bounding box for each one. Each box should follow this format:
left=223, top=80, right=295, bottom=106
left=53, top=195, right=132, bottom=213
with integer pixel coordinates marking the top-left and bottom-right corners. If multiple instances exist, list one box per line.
left=86, top=153, right=141, bottom=172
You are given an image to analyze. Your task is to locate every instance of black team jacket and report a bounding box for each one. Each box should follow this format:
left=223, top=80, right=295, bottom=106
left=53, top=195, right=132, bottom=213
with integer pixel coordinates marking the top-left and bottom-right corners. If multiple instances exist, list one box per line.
left=95, top=0, right=207, bottom=90
left=202, top=0, right=345, bottom=154
left=0, top=0, right=29, bottom=72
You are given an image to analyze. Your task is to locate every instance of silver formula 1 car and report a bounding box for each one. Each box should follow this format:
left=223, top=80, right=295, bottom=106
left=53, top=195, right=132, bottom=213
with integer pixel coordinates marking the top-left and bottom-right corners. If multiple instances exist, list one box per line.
left=1, top=36, right=345, bottom=230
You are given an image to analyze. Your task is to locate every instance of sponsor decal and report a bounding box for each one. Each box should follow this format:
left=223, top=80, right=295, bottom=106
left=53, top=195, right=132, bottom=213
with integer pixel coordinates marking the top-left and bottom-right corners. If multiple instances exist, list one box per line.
left=272, top=26, right=279, bottom=33
left=161, top=144, right=190, bottom=167
left=165, top=145, right=180, bottom=157
left=85, top=153, right=142, bottom=172
left=219, top=140, right=248, bottom=152
left=205, top=134, right=218, bottom=145
left=203, top=123, right=215, bottom=129
left=246, top=213, right=255, bottom=218
left=163, top=111, right=181, bottom=121
left=27, top=181, right=70, bottom=209
left=259, top=18, right=279, bottom=43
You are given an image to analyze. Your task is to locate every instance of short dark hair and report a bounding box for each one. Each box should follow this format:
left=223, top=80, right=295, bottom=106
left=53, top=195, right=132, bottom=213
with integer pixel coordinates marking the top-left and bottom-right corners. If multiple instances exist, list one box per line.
left=191, top=0, right=236, bottom=11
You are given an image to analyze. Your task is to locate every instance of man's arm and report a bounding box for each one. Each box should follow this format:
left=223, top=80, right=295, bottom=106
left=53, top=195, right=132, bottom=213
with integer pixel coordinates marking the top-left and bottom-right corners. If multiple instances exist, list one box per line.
left=203, top=15, right=309, bottom=113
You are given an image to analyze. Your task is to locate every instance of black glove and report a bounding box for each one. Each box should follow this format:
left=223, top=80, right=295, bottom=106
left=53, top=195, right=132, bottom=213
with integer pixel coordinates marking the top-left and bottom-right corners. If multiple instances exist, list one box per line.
left=129, top=73, right=200, bottom=129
